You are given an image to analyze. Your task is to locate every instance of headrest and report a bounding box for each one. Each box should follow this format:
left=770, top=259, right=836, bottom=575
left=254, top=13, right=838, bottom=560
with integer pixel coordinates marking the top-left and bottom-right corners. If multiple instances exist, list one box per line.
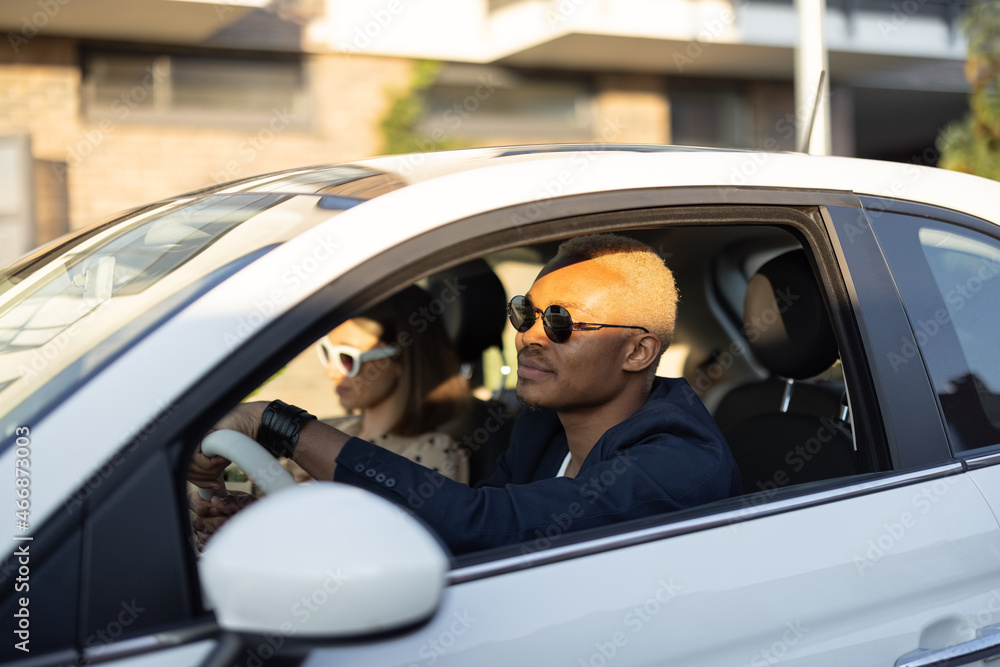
left=426, top=259, right=507, bottom=364
left=743, top=249, right=838, bottom=379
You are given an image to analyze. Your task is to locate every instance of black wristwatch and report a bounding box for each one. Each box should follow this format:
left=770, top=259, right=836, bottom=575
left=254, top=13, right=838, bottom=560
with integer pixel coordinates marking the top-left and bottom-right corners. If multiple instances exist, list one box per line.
left=257, top=400, right=316, bottom=459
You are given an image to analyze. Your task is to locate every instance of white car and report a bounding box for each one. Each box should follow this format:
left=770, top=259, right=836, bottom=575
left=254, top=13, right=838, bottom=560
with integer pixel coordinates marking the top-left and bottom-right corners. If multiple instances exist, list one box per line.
left=3, top=145, right=1000, bottom=667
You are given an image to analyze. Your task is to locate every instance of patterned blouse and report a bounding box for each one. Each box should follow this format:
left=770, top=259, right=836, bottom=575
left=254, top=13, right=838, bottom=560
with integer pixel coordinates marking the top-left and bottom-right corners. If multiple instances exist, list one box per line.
left=324, top=415, right=469, bottom=484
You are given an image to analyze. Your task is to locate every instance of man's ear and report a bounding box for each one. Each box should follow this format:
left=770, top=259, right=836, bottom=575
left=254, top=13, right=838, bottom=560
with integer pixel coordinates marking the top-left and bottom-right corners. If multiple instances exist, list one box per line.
left=622, top=334, right=661, bottom=372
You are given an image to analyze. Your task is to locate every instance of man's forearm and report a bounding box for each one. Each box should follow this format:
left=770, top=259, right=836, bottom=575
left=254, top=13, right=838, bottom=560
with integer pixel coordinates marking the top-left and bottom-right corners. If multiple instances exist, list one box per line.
left=292, top=419, right=350, bottom=481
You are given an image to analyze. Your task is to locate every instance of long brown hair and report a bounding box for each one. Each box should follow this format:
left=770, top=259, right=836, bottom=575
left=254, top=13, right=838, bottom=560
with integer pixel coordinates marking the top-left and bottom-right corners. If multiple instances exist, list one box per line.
left=355, top=285, right=470, bottom=437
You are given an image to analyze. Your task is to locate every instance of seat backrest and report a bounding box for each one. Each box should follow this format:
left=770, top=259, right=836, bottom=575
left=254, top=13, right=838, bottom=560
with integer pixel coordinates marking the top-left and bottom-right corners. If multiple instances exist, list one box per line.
left=426, top=259, right=508, bottom=369
left=427, top=259, right=516, bottom=484
left=715, top=249, right=857, bottom=493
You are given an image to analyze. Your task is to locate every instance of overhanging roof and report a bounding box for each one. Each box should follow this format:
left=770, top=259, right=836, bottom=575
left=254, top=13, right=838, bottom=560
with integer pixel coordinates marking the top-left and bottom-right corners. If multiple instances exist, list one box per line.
left=0, top=0, right=264, bottom=46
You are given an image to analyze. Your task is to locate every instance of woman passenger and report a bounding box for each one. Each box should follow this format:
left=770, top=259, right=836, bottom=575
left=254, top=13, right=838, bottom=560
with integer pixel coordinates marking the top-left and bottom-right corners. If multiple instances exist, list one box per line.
left=314, top=285, right=470, bottom=483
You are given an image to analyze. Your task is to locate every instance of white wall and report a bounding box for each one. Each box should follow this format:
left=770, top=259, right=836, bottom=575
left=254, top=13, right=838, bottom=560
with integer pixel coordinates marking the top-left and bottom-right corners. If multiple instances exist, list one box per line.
left=0, top=134, right=36, bottom=267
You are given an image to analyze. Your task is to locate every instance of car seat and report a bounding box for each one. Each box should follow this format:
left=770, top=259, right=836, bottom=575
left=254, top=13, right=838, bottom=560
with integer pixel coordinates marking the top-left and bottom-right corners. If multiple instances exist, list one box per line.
left=713, top=249, right=857, bottom=495
left=427, top=259, right=517, bottom=485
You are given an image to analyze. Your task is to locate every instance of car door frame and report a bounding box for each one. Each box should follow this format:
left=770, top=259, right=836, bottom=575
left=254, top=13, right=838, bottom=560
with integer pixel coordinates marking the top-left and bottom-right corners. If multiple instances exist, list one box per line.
left=3, top=184, right=972, bottom=665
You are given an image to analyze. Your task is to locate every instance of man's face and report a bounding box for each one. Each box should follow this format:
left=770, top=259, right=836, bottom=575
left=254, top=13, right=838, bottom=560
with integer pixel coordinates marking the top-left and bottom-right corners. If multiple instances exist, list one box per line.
left=514, top=257, right=638, bottom=412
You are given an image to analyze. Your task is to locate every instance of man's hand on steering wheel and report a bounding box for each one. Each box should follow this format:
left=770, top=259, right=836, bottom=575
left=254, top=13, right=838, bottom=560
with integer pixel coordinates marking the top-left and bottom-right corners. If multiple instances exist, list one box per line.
left=189, top=489, right=257, bottom=549
left=189, top=401, right=269, bottom=489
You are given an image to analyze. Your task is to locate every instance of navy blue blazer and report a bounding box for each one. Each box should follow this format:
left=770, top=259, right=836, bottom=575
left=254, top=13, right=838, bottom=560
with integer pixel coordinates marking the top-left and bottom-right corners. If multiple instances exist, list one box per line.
left=334, top=377, right=741, bottom=555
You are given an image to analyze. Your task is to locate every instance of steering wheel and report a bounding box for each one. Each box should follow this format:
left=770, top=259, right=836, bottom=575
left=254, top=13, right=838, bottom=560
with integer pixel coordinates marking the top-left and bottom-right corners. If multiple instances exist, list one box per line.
left=198, top=429, right=297, bottom=499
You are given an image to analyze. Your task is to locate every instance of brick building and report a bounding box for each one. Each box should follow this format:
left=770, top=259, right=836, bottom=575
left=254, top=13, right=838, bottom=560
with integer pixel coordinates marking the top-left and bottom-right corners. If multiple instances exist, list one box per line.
left=0, top=2, right=414, bottom=263
left=0, top=0, right=975, bottom=264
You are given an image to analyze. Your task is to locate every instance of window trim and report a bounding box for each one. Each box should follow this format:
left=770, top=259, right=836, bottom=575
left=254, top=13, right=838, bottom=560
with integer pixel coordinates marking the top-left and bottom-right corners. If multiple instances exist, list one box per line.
left=825, top=204, right=951, bottom=470
left=147, top=188, right=902, bottom=577
left=449, top=461, right=965, bottom=583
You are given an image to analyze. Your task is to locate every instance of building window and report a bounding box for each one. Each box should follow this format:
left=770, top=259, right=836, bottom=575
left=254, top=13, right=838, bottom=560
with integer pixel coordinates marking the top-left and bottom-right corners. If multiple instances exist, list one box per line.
left=670, top=81, right=753, bottom=149
left=419, top=65, right=594, bottom=143
left=81, top=50, right=310, bottom=128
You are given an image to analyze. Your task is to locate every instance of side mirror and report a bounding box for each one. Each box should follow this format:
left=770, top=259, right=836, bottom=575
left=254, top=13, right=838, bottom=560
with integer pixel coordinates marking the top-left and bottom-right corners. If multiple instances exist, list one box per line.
left=198, top=483, right=449, bottom=637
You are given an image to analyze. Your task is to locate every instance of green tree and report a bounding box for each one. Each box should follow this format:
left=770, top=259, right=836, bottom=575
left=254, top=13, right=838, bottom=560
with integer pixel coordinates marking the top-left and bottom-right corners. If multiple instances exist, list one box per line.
left=380, top=59, right=450, bottom=155
left=938, top=1, right=1000, bottom=180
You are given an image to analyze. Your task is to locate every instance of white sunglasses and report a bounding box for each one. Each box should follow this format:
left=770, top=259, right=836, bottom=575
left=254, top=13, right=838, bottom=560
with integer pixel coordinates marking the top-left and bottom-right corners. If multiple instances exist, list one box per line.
left=315, top=340, right=400, bottom=377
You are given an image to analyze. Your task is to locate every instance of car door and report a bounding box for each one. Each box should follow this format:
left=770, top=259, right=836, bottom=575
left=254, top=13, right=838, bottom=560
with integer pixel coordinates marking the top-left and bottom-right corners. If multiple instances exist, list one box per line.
left=286, top=198, right=1000, bottom=666
left=865, top=199, right=1000, bottom=665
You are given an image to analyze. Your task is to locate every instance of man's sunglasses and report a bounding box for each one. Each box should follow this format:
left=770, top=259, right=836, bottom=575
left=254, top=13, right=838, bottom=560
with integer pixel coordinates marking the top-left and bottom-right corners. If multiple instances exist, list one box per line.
left=316, top=340, right=401, bottom=377
left=506, top=295, right=649, bottom=344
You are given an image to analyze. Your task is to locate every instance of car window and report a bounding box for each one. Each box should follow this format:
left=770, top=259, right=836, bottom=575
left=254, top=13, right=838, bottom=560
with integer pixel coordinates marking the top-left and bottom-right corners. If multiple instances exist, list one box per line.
left=871, top=211, right=1000, bottom=452
left=202, top=216, right=881, bottom=568
left=0, top=194, right=353, bottom=441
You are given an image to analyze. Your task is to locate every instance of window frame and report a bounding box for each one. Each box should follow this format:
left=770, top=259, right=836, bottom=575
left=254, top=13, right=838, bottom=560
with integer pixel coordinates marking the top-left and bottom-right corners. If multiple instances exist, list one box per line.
left=159, top=190, right=911, bottom=575
left=863, top=196, right=1000, bottom=457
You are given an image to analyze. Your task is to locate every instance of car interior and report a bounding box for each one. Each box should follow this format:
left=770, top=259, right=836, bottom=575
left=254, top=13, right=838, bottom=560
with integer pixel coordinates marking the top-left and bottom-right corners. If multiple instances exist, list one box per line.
left=193, top=214, right=885, bottom=567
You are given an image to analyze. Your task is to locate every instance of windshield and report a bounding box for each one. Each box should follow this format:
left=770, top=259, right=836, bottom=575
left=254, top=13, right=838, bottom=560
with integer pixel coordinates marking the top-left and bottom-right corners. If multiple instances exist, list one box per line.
left=0, top=192, right=354, bottom=438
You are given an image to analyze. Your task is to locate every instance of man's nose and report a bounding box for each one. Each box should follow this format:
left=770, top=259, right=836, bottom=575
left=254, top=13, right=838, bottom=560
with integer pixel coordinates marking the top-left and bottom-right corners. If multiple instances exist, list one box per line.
left=517, top=317, right=549, bottom=347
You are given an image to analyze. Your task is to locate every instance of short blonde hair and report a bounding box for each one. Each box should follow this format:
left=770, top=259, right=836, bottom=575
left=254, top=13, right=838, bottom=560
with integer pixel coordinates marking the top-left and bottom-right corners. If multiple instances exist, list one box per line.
left=555, top=234, right=678, bottom=349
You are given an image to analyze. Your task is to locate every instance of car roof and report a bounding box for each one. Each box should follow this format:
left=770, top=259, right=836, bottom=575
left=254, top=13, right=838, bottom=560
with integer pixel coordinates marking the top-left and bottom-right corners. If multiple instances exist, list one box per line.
left=191, top=144, right=1000, bottom=226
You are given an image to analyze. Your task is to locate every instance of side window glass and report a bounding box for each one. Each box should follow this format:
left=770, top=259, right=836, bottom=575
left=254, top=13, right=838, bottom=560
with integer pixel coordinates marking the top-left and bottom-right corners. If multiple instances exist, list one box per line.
left=872, top=211, right=1000, bottom=452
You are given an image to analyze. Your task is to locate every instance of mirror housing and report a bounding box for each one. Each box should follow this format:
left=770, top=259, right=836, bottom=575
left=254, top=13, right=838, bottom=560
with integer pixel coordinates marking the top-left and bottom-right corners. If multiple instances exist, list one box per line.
left=198, top=482, right=449, bottom=637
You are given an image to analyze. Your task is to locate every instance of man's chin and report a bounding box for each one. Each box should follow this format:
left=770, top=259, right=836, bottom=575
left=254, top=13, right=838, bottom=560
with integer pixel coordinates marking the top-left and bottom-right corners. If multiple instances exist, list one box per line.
left=515, top=385, right=543, bottom=410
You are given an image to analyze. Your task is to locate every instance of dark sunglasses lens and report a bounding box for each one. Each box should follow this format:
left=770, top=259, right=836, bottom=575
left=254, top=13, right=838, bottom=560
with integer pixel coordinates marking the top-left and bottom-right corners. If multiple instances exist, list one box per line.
left=544, top=306, right=573, bottom=343
left=339, top=351, right=356, bottom=374
left=508, top=296, right=534, bottom=332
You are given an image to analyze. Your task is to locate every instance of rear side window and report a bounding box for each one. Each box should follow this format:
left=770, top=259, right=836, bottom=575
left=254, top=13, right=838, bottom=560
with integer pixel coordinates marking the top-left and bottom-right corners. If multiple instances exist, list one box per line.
left=871, top=211, right=1000, bottom=452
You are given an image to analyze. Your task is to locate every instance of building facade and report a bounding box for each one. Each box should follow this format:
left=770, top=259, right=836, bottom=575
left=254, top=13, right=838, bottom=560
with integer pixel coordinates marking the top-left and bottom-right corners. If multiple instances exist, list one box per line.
left=0, top=0, right=974, bottom=263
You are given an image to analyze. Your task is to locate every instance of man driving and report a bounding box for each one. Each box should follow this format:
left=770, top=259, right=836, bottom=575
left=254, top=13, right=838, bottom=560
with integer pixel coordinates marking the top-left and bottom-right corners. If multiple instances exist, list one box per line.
left=190, top=233, right=741, bottom=554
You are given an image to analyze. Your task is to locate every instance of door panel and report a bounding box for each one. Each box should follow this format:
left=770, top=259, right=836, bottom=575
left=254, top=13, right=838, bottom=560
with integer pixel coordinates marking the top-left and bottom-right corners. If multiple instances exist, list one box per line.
left=303, top=473, right=1000, bottom=666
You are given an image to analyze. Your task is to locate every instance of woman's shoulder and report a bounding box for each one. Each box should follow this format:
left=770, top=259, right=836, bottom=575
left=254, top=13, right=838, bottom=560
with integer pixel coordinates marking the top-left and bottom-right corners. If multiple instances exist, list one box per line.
left=383, top=431, right=467, bottom=483
left=381, top=430, right=458, bottom=454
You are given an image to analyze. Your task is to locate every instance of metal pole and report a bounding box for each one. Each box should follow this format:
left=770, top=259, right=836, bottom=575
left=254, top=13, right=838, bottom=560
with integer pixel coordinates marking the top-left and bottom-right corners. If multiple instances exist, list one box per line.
left=794, top=0, right=832, bottom=155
